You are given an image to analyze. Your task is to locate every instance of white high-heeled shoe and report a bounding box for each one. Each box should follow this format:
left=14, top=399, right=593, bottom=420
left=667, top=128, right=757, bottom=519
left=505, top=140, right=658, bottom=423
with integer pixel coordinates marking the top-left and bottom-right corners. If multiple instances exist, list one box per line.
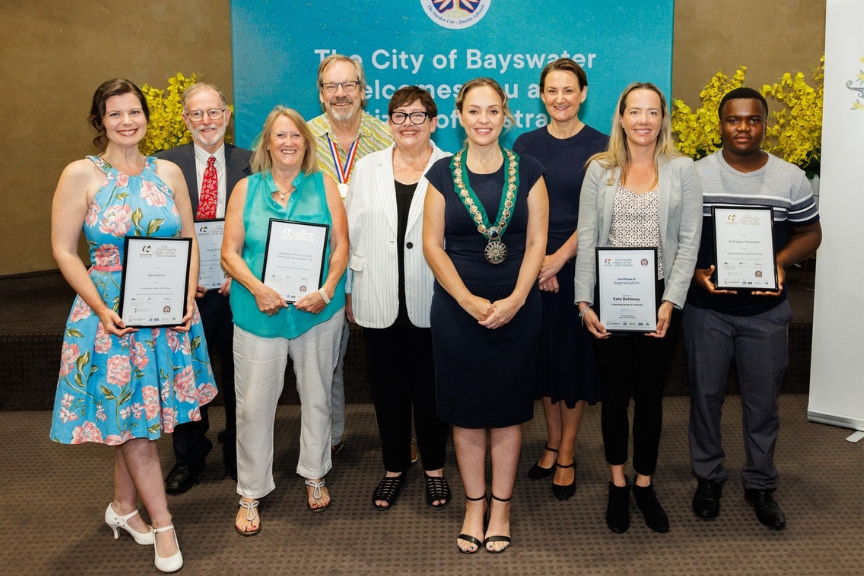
left=105, top=503, right=154, bottom=545
left=153, top=524, right=183, bottom=573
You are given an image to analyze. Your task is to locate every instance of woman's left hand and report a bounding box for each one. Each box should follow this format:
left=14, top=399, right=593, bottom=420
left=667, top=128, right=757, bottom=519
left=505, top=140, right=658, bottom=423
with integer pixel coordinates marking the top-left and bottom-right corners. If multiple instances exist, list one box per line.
left=538, top=253, right=566, bottom=285
left=538, top=274, right=560, bottom=293
left=479, top=296, right=523, bottom=330
left=173, top=301, right=195, bottom=333
left=646, top=301, right=674, bottom=338
left=294, top=289, right=330, bottom=315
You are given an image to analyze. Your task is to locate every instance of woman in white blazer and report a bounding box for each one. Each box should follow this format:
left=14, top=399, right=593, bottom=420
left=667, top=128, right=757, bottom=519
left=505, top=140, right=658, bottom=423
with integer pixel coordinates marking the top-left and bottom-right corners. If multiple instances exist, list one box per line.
left=573, top=82, right=702, bottom=535
left=345, top=86, right=452, bottom=511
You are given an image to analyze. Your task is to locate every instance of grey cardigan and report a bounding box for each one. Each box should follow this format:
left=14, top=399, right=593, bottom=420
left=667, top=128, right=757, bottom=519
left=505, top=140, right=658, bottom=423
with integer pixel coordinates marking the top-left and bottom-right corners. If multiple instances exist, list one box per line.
left=573, top=155, right=703, bottom=309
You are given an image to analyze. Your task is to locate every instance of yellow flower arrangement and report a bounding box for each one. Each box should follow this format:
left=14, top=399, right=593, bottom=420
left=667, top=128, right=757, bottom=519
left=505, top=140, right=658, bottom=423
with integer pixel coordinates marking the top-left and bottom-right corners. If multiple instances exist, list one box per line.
left=138, top=73, right=200, bottom=155
left=761, top=56, right=824, bottom=177
left=671, top=66, right=748, bottom=160
left=672, top=59, right=825, bottom=177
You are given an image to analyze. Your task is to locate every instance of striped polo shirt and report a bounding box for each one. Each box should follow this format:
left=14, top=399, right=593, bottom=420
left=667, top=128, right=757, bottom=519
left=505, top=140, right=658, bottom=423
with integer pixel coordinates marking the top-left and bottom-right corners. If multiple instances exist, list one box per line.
left=687, top=151, right=819, bottom=315
left=308, top=112, right=393, bottom=186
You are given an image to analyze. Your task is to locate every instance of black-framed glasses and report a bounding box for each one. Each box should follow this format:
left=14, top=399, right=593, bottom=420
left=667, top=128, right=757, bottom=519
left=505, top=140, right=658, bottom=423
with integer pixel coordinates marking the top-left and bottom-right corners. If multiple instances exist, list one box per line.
left=390, top=111, right=430, bottom=125
left=185, top=108, right=227, bottom=122
left=320, top=81, right=360, bottom=94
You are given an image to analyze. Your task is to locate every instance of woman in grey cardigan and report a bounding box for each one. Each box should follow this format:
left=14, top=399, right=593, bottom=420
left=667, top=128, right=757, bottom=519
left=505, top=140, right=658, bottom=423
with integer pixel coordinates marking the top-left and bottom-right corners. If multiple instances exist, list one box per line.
left=574, top=82, right=702, bottom=535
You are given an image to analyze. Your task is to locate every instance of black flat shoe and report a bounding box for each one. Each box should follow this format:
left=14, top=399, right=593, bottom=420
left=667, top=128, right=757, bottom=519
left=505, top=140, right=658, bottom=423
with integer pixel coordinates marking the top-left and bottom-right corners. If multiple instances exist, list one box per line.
left=692, top=479, right=723, bottom=519
left=632, top=476, right=669, bottom=533
left=527, top=444, right=558, bottom=480
left=552, top=461, right=577, bottom=501
left=606, top=482, right=631, bottom=534
left=165, top=461, right=205, bottom=495
left=372, top=473, right=406, bottom=511
left=424, top=473, right=451, bottom=510
left=745, top=488, right=786, bottom=529
left=457, top=494, right=488, bottom=554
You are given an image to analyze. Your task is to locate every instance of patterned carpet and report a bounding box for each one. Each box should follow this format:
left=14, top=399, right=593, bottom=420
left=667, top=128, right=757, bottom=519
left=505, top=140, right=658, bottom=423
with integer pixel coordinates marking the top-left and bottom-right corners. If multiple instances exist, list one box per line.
left=1, top=395, right=861, bottom=575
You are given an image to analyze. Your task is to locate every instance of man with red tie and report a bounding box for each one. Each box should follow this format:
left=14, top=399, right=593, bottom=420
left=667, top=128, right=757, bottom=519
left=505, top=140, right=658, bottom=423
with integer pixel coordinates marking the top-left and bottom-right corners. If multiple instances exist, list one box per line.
left=156, top=83, right=252, bottom=493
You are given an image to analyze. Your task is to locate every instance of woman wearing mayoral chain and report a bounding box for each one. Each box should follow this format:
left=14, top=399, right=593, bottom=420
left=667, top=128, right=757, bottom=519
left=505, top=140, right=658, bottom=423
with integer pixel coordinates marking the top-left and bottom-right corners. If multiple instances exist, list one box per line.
left=423, top=78, right=548, bottom=554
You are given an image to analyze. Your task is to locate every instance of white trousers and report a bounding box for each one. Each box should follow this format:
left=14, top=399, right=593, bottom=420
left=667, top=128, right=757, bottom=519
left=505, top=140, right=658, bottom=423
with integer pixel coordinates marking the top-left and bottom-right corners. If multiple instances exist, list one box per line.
left=233, top=310, right=344, bottom=498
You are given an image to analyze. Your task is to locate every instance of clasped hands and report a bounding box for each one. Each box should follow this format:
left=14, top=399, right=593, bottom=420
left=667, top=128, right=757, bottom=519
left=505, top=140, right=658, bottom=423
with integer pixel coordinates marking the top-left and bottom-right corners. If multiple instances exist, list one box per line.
left=463, top=294, right=521, bottom=330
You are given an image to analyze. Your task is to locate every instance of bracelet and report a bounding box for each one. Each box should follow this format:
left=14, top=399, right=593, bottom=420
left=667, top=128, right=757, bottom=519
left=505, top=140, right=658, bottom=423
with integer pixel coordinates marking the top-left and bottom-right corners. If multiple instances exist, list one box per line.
left=318, top=288, right=331, bottom=305
left=578, top=306, right=592, bottom=326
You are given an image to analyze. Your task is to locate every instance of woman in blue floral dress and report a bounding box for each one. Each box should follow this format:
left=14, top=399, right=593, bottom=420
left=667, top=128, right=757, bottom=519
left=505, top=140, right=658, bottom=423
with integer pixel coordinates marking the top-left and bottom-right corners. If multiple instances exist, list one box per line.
left=50, top=78, right=215, bottom=573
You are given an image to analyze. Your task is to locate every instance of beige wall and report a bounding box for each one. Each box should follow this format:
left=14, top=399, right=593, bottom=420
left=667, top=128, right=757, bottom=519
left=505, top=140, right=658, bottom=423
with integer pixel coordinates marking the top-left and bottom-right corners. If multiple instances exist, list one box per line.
left=673, top=0, right=827, bottom=109
left=0, top=0, right=233, bottom=275
left=0, top=0, right=827, bottom=275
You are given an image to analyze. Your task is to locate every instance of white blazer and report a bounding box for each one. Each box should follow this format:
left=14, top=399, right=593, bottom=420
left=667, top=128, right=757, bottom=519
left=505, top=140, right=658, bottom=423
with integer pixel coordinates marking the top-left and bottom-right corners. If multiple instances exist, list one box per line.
left=345, top=142, right=451, bottom=328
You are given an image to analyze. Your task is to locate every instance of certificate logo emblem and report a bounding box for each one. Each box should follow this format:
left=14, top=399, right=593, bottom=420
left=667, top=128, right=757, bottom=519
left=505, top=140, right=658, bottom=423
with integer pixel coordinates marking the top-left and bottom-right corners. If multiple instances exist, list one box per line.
left=421, top=0, right=491, bottom=29
left=640, top=258, right=649, bottom=266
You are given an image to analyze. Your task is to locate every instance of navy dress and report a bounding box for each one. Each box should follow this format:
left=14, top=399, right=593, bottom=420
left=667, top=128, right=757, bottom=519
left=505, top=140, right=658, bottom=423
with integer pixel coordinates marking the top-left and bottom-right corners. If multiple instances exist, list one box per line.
left=426, top=152, right=544, bottom=428
left=512, top=126, right=608, bottom=408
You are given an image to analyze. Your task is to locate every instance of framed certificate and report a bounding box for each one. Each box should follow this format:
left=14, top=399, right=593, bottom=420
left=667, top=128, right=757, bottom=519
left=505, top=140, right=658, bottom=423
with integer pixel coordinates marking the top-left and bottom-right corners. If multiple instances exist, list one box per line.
left=119, top=236, right=192, bottom=328
left=712, top=207, right=777, bottom=290
left=596, top=247, right=658, bottom=333
left=195, top=219, right=228, bottom=290
left=261, top=219, right=329, bottom=303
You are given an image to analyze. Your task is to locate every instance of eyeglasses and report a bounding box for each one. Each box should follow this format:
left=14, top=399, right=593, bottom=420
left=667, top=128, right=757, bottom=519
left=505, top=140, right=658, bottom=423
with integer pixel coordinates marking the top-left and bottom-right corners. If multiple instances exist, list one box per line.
left=390, top=111, right=430, bottom=125
left=185, top=108, right=227, bottom=122
left=320, top=81, right=360, bottom=94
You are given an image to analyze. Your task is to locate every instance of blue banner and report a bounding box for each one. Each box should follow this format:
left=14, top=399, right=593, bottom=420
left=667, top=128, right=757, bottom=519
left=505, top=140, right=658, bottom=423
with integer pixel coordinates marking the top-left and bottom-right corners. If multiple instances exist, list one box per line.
left=231, top=0, right=674, bottom=152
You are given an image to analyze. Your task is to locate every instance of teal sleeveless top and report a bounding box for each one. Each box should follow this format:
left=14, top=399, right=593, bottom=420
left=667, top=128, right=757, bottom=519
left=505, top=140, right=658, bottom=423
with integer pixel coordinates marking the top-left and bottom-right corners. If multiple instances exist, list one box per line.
left=230, top=170, right=346, bottom=339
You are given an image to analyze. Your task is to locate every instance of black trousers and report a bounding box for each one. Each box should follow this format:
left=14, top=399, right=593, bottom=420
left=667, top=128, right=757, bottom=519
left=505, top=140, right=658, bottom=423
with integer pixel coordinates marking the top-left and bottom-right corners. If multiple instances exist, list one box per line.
left=173, top=290, right=235, bottom=467
left=592, top=307, right=682, bottom=476
left=364, top=325, right=449, bottom=473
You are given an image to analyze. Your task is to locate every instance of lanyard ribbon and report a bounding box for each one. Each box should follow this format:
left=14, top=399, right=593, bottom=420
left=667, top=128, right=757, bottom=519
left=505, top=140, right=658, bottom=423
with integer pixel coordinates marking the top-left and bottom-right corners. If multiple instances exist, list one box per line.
left=326, top=133, right=359, bottom=184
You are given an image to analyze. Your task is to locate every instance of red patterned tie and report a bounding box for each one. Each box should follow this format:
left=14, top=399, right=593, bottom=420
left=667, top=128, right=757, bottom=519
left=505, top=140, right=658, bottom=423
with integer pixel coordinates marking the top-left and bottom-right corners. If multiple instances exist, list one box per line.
left=197, top=156, right=218, bottom=219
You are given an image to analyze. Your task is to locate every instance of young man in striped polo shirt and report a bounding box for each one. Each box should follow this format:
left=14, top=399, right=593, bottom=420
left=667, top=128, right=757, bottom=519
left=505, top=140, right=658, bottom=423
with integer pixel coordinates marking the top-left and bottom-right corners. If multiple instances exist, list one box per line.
left=685, top=87, right=822, bottom=529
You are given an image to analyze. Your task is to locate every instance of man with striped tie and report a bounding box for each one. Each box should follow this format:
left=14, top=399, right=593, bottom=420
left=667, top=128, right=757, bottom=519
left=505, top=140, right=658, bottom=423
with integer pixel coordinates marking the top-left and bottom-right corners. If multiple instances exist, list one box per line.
left=156, top=83, right=252, bottom=493
left=309, top=55, right=393, bottom=457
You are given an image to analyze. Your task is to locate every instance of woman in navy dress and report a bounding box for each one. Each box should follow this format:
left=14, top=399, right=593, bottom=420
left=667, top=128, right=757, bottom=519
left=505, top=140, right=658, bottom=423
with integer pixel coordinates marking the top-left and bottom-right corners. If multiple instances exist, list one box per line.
left=512, top=59, right=607, bottom=501
left=423, top=78, right=548, bottom=554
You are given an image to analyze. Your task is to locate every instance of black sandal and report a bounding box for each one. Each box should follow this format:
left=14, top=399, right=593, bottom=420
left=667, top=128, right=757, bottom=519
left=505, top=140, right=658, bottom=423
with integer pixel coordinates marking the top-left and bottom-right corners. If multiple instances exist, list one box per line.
left=372, top=473, right=406, bottom=511
left=527, top=444, right=558, bottom=479
left=457, top=494, right=487, bottom=554
left=484, top=494, right=512, bottom=554
left=424, top=473, right=452, bottom=510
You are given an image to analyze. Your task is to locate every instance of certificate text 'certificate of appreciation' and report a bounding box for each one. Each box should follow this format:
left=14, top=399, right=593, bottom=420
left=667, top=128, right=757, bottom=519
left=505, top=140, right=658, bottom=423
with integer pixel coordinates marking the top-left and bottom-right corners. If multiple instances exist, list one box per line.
left=195, top=219, right=228, bottom=290
left=596, top=247, right=658, bottom=333
left=261, top=220, right=328, bottom=303
left=712, top=207, right=777, bottom=290
left=120, top=237, right=192, bottom=327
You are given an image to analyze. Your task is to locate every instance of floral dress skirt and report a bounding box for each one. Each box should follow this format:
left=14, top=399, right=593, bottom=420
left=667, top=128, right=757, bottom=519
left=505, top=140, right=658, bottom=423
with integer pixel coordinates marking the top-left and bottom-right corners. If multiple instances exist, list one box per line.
left=49, top=156, right=217, bottom=445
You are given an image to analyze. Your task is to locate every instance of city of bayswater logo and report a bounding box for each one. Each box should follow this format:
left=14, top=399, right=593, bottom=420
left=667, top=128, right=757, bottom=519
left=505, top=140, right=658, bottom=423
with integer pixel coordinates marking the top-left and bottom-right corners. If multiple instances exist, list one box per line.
left=422, top=0, right=491, bottom=30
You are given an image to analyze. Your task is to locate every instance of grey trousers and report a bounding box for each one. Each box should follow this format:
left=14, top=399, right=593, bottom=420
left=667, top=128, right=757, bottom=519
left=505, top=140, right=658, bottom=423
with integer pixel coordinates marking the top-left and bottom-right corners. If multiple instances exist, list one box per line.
left=330, top=321, right=349, bottom=445
left=683, top=301, right=793, bottom=490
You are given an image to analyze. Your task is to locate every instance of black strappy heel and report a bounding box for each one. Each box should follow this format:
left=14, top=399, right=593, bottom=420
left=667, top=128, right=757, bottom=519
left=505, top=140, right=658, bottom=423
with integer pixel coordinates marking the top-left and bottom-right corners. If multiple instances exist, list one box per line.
left=456, top=494, right=487, bottom=554
left=484, top=494, right=512, bottom=553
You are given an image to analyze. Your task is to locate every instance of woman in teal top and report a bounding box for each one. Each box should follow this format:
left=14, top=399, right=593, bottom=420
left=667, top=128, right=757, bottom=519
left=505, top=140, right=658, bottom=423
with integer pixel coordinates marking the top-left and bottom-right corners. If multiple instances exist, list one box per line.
left=222, top=106, right=348, bottom=534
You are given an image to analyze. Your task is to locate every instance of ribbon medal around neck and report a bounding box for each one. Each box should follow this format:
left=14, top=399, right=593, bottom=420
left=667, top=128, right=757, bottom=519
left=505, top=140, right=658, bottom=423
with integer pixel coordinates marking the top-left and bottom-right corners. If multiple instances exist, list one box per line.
left=451, top=147, right=520, bottom=264
left=326, top=133, right=359, bottom=198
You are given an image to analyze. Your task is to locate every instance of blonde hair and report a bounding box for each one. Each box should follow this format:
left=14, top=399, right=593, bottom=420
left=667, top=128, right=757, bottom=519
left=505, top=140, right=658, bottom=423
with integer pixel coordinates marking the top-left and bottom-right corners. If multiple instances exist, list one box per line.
left=250, top=106, right=318, bottom=175
left=588, top=82, right=681, bottom=186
